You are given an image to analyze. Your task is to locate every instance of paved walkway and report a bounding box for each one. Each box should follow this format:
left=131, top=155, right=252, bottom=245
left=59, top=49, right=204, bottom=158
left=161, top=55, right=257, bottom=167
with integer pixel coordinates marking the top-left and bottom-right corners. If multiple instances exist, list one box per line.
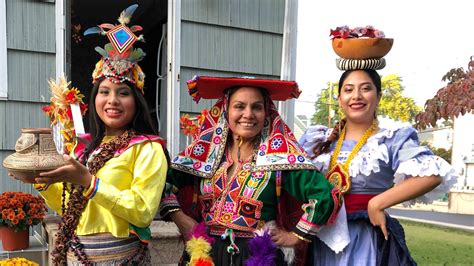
left=388, top=206, right=474, bottom=231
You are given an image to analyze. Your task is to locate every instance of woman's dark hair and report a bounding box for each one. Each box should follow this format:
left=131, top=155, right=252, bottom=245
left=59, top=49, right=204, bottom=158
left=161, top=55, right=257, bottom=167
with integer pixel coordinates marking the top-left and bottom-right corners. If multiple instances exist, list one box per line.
left=225, top=86, right=271, bottom=114
left=313, top=69, right=382, bottom=158
left=84, top=81, right=158, bottom=160
left=338, top=69, right=382, bottom=96
left=224, top=86, right=271, bottom=149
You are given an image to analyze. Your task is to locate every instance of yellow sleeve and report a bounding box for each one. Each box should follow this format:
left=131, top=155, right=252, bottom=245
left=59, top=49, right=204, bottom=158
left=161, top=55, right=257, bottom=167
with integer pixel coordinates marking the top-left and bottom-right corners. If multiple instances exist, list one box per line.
left=34, top=143, right=84, bottom=214
left=34, top=183, right=64, bottom=214
left=88, top=141, right=168, bottom=227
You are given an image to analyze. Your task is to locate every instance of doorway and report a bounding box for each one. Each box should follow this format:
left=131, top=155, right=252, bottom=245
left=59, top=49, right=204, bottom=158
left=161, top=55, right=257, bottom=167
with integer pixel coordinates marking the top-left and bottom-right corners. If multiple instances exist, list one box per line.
left=70, top=0, right=168, bottom=135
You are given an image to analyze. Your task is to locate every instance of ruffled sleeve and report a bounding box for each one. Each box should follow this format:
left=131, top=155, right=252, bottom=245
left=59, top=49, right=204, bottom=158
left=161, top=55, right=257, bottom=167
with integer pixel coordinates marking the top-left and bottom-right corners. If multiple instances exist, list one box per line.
left=299, top=125, right=331, bottom=172
left=299, top=125, right=329, bottom=157
left=390, top=126, right=456, bottom=205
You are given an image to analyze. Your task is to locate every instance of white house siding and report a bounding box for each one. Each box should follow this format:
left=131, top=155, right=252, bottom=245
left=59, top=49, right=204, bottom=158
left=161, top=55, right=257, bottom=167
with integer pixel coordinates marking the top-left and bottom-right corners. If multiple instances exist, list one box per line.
left=1, top=0, right=55, bottom=194
left=418, top=127, right=453, bottom=150
left=1, top=0, right=289, bottom=189
left=451, top=113, right=474, bottom=188
left=178, top=0, right=285, bottom=150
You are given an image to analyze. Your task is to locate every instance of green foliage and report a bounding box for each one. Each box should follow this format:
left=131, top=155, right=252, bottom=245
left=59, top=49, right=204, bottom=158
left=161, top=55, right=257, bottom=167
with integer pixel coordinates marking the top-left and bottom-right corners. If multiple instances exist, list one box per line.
left=311, top=74, right=421, bottom=126
left=401, top=220, right=474, bottom=265
left=421, top=141, right=452, bottom=163
left=311, top=83, right=341, bottom=127
left=441, top=119, right=454, bottom=127
left=379, top=74, right=421, bottom=123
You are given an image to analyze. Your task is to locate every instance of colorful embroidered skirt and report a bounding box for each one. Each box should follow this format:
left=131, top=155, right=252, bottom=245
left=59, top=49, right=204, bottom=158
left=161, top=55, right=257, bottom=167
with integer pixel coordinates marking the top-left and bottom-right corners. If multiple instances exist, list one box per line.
left=66, top=234, right=151, bottom=266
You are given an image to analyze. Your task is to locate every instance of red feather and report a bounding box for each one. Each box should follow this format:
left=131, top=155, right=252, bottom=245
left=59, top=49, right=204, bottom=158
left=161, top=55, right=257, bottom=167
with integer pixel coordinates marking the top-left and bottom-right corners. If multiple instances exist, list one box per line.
left=99, top=23, right=115, bottom=30
left=130, top=25, right=143, bottom=32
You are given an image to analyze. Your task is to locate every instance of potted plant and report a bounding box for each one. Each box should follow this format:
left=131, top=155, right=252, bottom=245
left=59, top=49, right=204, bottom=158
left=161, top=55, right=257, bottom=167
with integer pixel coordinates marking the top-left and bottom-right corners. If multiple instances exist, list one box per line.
left=0, top=191, right=47, bottom=251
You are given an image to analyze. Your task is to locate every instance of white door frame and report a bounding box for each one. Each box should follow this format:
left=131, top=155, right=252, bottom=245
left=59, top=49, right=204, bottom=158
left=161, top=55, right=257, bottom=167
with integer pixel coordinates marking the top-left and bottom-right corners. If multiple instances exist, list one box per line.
left=166, top=0, right=181, bottom=156
left=0, top=0, right=8, bottom=99
left=279, top=0, right=298, bottom=130
left=55, top=0, right=66, bottom=78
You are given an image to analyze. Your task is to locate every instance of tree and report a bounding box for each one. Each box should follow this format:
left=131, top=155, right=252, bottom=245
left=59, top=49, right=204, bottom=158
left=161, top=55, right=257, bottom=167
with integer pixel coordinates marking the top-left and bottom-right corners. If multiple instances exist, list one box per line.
left=421, top=141, right=452, bottom=163
left=415, top=57, right=474, bottom=129
left=378, top=74, right=421, bottom=122
left=311, top=74, right=420, bottom=126
left=311, top=83, right=341, bottom=127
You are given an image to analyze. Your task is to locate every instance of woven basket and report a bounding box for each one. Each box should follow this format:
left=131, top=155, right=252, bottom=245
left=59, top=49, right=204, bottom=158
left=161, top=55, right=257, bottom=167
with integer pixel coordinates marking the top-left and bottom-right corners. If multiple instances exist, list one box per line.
left=332, top=38, right=393, bottom=59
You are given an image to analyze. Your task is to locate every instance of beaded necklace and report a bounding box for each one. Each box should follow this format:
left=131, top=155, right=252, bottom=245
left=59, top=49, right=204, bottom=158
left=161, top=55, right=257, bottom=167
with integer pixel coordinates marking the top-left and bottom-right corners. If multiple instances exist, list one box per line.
left=326, top=120, right=378, bottom=197
left=52, top=131, right=136, bottom=265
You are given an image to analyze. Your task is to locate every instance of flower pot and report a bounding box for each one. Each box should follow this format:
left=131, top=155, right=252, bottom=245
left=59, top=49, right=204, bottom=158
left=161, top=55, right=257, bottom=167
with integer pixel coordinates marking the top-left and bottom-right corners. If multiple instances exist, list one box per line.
left=0, top=226, right=29, bottom=251
left=3, top=128, right=65, bottom=183
left=332, top=38, right=394, bottom=59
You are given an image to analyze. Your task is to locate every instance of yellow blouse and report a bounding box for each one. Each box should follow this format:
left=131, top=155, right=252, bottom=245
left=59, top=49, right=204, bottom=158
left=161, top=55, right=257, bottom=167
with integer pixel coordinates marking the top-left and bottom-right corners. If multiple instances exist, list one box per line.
left=37, top=138, right=167, bottom=238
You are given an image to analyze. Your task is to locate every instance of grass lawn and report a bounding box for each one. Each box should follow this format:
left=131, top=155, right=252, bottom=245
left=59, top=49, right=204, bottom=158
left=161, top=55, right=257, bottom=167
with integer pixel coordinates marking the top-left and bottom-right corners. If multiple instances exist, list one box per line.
left=400, top=220, right=474, bottom=265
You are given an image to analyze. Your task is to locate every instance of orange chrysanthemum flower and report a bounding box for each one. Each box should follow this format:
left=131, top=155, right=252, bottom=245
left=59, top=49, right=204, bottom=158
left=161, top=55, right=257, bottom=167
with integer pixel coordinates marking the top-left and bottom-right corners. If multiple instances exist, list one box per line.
left=0, top=192, right=47, bottom=231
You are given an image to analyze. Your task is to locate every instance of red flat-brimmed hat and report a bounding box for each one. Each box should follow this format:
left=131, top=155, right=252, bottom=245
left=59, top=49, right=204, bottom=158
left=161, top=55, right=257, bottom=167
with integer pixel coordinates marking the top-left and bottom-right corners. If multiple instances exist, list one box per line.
left=187, top=76, right=301, bottom=103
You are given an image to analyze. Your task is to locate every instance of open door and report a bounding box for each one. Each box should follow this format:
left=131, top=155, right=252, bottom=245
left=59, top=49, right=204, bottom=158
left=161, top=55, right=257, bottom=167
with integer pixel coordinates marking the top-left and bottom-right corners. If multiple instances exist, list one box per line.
left=69, top=0, right=168, bottom=136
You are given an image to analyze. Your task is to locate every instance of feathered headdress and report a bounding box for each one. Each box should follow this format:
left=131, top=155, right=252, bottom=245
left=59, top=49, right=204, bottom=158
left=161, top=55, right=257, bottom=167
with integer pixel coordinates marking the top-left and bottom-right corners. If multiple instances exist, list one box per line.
left=84, top=4, right=146, bottom=93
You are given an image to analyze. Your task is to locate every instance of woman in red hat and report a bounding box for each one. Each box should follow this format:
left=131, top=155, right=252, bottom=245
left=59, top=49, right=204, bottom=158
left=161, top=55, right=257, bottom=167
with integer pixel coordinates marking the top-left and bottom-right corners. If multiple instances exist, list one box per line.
left=159, top=76, right=340, bottom=265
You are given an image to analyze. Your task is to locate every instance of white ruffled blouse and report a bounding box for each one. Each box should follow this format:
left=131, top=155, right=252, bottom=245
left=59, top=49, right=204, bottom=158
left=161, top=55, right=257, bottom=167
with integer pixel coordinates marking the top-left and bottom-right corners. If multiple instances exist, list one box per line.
left=299, top=123, right=456, bottom=205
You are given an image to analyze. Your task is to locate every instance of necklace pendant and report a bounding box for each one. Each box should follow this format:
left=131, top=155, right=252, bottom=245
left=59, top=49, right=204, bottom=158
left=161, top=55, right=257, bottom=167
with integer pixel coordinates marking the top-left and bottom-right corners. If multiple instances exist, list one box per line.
left=325, top=163, right=351, bottom=194
left=242, top=163, right=252, bottom=170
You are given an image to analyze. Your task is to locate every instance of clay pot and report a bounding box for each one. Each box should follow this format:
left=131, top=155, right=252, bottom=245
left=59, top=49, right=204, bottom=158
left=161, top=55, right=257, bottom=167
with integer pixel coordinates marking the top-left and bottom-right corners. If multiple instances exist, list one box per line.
left=3, top=128, right=65, bottom=183
left=0, top=226, right=29, bottom=251
left=332, top=38, right=394, bottom=59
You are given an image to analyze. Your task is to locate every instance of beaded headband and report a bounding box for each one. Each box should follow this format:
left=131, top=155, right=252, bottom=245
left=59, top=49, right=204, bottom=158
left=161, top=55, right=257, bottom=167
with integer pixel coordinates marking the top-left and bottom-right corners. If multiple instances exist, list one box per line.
left=330, top=25, right=393, bottom=71
left=84, top=4, right=146, bottom=93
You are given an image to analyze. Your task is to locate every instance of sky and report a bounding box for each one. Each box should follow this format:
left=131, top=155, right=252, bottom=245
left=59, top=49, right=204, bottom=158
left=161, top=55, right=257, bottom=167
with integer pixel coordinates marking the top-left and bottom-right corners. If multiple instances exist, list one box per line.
left=294, top=0, right=473, bottom=117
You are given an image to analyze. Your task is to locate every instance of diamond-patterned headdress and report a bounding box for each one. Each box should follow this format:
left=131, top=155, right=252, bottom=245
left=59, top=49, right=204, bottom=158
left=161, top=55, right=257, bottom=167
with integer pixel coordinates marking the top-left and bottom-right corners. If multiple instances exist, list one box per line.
left=84, top=4, right=146, bottom=93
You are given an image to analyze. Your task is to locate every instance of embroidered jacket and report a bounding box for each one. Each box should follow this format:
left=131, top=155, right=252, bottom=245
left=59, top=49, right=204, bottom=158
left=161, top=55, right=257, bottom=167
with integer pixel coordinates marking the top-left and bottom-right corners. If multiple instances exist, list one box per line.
left=160, top=96, right=339, bottom=241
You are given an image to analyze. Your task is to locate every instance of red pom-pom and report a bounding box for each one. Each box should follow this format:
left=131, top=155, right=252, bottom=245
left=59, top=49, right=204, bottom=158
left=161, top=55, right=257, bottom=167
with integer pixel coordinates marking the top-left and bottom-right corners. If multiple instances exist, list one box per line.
left=195, top=258, right=213, bottom=266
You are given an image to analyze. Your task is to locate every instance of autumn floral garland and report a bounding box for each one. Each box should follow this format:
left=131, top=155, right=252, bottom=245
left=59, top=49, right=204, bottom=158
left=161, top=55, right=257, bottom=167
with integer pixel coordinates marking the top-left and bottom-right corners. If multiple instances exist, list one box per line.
left=180, top=109, right=209, bottom=140
left=42, top=77, right=88, bottom=154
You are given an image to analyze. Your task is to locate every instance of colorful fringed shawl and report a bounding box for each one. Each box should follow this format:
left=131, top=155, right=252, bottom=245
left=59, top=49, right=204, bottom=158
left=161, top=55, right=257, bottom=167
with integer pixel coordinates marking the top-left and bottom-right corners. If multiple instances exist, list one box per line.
left=171, top=95, right=316, bottom=179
